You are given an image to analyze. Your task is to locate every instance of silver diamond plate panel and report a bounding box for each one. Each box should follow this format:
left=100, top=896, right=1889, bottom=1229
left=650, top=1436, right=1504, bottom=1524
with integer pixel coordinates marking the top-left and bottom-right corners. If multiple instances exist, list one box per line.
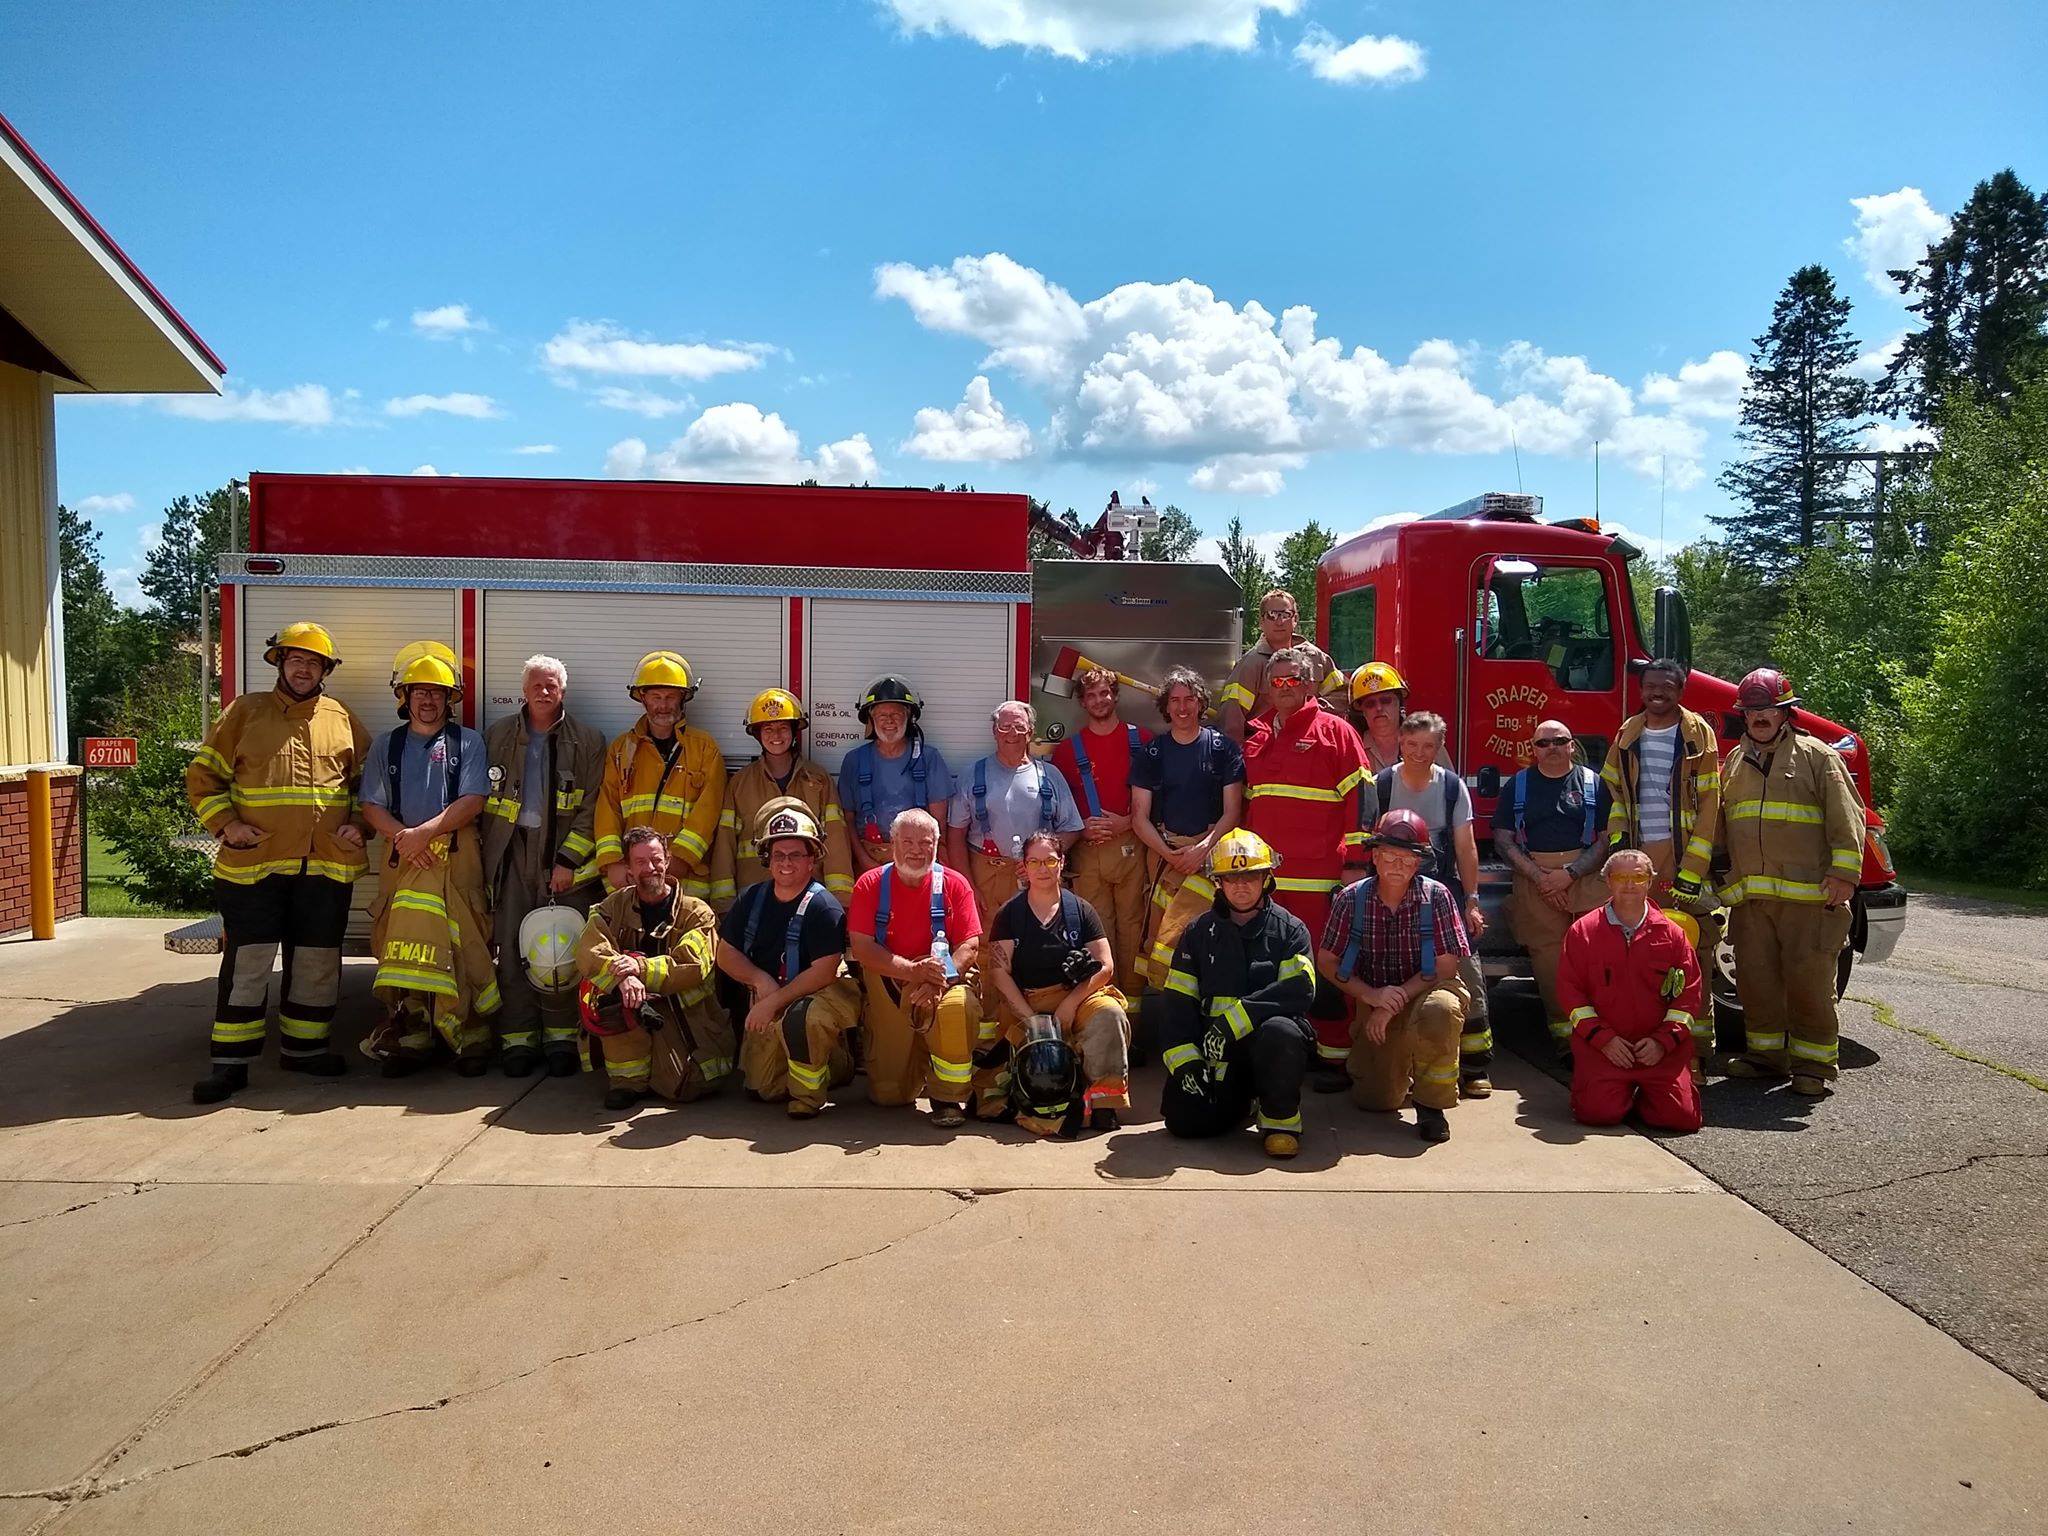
left=218, top=553, right=1028, bottom=602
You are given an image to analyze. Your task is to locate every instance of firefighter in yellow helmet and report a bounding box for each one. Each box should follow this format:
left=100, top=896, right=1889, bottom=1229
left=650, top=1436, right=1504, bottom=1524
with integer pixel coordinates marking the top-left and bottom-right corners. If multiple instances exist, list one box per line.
left=1155, top=829, right=1319, bottom=1159
left=594, top=651, right=727, bottom=902
left=358, top=647, right=498, bottom=1077
left=480, top=653, right=607, bottom=1077
left=707, top=688, right=854, bottom=912
left=1718, top=667, right=1866, bottom=1096
left=186, top=622, right=371, bottom=1103
left=1347, top=661, right=1408, bottom=772
left=719, top=799, right=863, bottom=1118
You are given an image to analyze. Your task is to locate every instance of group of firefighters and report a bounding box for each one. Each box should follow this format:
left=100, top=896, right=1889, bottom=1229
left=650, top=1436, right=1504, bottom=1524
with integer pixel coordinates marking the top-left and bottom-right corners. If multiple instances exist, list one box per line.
left=182, top=585, right=1868, bottom=1157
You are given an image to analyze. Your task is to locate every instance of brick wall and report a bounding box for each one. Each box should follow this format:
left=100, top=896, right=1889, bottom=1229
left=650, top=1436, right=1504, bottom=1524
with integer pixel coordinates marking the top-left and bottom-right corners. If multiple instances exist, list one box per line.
left=0, top=769, right=84, bottom=936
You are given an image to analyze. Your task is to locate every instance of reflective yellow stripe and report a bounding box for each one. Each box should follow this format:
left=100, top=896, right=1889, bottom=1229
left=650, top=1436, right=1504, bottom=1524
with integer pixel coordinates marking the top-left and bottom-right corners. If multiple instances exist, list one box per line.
left=390, top=890, right=449, bottom=917
left=1163, top=968, right=1199, bottom=997
left=1720, top=874, right=1827, bottom=904
left=213, top=854, right=364, bottom=885
left=1342, top=830, right=1371, bottom=847
left=1207, top=997, right=1253, bottom=1040
left=232, top=785, right=353, bottom=808
left=708, top=880, right=737, bottom=901
left=1335, top=766, right=1366, bottom=797
left=787, top=1057, right=830, bottom=1090
left=279, top=1014, right=327, bottom=1040
left=822, top=803, right=844, bottom=824
left=475, top=981, right=502, bottom=1014
left=560, top=831, right=594, bottom=858
left=1568, top=1005, right=1598, bottom=1025
left=1275, top=953, right=1312, bottom=982
left=1272, top=876, right=1339, bottom=894
left=1321, top=668, right=1345, bottom=693
left=1315, top=1039, right=1349, bottom=1061
left=1724, top=799, right=1825, bottom=825
left=1789, top=1037, right=1839, bottom=1063
left=555, top=789, right=584, bottom=811
left=1830, top=849, right=1862, bottom=872
left=1162, top=1043, right=1201, bottom=1072
left=211, top=1018, right=267, bottom=1043
left=195, top=793, right=235, bottom=824
left=1259, top=1108, right=1303, bottom=1132
left=483, top=796, right=521, bottom=821
left=1745, top=1031, right=1786, bottom=1051
left=1684, top=836, right=1715, bottom=862
left=1460, top=1027, right=1493, bottom=1054
left=928, top=1055, right=973, bottom=1086
left=825, top=873, right=854, bottom=895
left=619, top=794, right=657, bottom=817
left=1418, top=1063, right=1459, bottom=1084
left=717, top=808, right=741, bottom=831
left=643, top=956, right=671, bottom=989
left=594, top=836, right=623, bottom=863
left=607, top=1052, right=651, bottom=1074
left=697, top=1054, right=733, bottom=1080
left=1247, top=782, right=1343, bottom=803
left=376, top=965, right=458, bottom=997
left=192, top=745, right=231, bottom=777
left=1662, top=1007, right=1692, bottom=1026
left=672, top=827, right=710, bottom=861
left=1220, top=682, right=1255, bottom=708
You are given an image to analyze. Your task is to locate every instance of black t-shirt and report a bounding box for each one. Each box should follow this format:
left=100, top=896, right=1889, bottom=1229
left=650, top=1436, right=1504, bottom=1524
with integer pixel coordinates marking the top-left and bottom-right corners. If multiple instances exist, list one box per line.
left=718, top=881, right=849, bottom=981
left=992, top=889, right=1106, bottom=990
left=637, top=896, right=674, bottom=937
left=1506, top=767, right=1610, bottom=854
left=1129, top=727, right=1245, bottom=836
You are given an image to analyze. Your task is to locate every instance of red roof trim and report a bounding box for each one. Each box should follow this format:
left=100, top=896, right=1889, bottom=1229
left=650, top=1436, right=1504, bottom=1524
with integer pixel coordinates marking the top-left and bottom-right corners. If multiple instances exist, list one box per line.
left=0, top=109, right=226, bottom=378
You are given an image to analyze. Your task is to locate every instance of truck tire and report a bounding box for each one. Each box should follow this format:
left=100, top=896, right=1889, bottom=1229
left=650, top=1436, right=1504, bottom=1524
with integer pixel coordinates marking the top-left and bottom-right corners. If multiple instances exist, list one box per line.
left=1710, top=926, right=1856, bottom=1052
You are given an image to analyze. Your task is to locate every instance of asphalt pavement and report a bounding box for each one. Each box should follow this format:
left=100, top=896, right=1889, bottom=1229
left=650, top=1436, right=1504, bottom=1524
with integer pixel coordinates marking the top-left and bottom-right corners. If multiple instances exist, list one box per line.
left=1501, top=887, right=2048, bottom=1398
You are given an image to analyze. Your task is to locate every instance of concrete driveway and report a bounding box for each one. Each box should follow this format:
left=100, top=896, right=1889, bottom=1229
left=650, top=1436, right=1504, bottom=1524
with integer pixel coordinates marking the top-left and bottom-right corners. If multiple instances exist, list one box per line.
left=1, top=918, right=2043, bottom=1535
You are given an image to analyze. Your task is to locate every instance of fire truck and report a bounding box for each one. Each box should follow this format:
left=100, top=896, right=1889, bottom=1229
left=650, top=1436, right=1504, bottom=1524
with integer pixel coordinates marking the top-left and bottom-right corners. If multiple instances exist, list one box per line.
left=1315, top=491, right=1909, bottom=1028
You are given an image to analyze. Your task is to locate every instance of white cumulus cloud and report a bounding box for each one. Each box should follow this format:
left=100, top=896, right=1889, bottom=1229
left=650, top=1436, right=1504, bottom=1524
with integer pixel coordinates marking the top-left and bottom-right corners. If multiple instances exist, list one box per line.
left=883, top=0, right=1302, bottom=59
left=410, top=464, right=443, bottom=476
left=605, top=402, right=878, bottom=485
left=1292, top=24, right=1425, bottom=84
left=1846, top=187, right=1948, bottom=295
left=1638, top=350, right=1747, bottom=419
left=412, top=303, right=487, bottom=338
left=902, top=375, right=1034, bottom=461
left=1849, top=329, right=1908, bottom=384
left=74, top=492, right=136, bottom=516
left=592, top=385, right=698, bottom=419
left=543, top=321, right=773, bottom=381
left=384, top=392, right=502, bottom=419
left=876, top=253, right=1715, bottom=494
left=512, top=443, right=559, bottom=456
left=161, top=383, right=335, bottom=426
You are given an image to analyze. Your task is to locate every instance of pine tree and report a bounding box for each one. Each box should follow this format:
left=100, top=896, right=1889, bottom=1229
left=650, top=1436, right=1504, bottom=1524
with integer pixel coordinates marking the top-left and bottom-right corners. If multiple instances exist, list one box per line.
left=1880, top=169, right=2048, bottom=426
left=140, top=480, right=248, bottom=637
left=1714, top=265, right=1869, bottom=564
left=1274, top=520, right=1337, bottom=642
left=1216, top=516, right=1277, bottom=643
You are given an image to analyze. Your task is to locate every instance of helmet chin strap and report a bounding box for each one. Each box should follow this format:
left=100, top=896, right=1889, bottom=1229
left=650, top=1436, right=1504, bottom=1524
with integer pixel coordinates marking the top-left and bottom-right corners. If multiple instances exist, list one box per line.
left=276, top=666, right=321, bottom=701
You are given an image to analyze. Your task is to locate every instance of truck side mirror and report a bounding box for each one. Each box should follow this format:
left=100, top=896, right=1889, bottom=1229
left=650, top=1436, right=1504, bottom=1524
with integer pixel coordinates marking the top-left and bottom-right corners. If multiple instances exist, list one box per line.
left=1652, top=586, right=1693, bottom=673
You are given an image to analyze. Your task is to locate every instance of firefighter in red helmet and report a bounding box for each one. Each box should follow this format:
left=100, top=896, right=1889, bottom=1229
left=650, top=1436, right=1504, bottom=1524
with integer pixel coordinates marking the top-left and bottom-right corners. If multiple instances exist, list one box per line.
left=1718, top=667, right=1867, bottom=1096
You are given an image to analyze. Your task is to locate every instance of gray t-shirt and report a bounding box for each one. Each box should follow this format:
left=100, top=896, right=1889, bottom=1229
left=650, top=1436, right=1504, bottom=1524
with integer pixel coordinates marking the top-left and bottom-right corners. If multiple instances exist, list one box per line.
left=948, top=755, right=1084, bottom=857
left=361, top=724, right=490, bottom=829
left=1380, top=762, right=1472, bottom=834
left=516, top=728, right=550, bottom=828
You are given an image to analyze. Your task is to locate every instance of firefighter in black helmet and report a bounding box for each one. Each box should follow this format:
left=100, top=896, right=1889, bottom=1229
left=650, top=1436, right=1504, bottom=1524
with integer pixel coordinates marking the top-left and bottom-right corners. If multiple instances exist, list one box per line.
left=837, top=673, right=957, bottom=873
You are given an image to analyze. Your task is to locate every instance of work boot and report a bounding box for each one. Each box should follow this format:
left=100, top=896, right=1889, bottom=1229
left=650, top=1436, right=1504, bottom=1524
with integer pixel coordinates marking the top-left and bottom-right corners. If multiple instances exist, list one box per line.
left=787, top=1100, right=820, bottom=1120
left=1789, top=1074, right=1831, bottom=1097
left=455, top=1057, right=488, bottom=1079
left=280, top=1051, right=348, bottom=1078
left=1089, top=1107, right=1121, bottom=1133
left=1310, top=1060, right=1350, bottom=1094
left=380, top=1056, right=419, bottom=1080
left=929, top=1100, right=967, bottom=1129
left=1722, top=1057, right=1784, bottom=1080
left=1416, top=1105, right=1451, bottom=1143
left=500, top=1047, right=540, bottom=1079
left=544, top=1051, right=579, bottom=1078
left=603, top=1086, right=644, bottom=1111
left=1460, top=1075, right=1492, bottom=1100
left=191, top=1065, right=249, bottom=1105
left=1263, top=1131, right=1300, bottom=1159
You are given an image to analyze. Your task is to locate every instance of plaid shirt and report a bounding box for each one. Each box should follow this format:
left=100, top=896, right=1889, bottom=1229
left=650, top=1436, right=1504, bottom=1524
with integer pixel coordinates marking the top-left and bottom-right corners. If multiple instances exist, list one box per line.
left=1318, top=874, right=1470, bottom=988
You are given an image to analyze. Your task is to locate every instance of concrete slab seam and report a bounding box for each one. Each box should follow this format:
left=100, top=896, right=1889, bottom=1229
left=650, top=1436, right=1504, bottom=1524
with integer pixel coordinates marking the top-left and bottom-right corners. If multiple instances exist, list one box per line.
left=2, top=1191, right=986, bottom=1514
left=15, top=1076, right=552, bottom=1533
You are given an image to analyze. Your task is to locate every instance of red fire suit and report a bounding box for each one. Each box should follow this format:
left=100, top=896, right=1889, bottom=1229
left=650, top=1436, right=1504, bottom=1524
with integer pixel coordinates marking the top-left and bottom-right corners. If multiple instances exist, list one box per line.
left=1556, top=903, right=1703, bottom=1132
left=1243, top=702, right=1368, bottom=1061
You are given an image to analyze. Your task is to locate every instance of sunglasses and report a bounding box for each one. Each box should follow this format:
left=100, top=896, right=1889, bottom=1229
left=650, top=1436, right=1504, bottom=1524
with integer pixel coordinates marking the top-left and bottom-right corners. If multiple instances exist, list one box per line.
left=1607, top=872, right=1652, bottom=888
left=1534, top=737, right=1573, bottom=748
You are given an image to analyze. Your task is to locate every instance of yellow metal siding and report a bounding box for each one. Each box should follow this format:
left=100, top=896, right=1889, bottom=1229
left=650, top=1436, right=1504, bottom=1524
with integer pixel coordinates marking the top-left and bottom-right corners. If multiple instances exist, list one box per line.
left=0, top=361, right=56, bottom=768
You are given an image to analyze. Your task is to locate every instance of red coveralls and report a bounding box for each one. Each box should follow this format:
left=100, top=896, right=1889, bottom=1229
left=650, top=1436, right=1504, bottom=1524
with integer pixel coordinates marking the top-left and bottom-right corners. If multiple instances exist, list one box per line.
left=1243, top=703, right=1369, bottom=1062
left=1556, top=903, right=1703, bottom=1132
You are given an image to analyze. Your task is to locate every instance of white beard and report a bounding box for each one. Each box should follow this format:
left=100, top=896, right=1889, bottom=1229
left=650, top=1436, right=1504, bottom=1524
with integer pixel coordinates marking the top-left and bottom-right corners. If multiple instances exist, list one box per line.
left=894, top=855, right=935, bottom=883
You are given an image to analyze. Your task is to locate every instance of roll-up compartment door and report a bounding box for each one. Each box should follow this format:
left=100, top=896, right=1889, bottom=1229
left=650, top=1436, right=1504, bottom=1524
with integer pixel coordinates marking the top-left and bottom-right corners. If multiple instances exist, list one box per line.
left=481, top=591, right=784, bottom=759
left=239, top=586, right=458, bottom=728
left=805, top=599, right=1014, bottom=773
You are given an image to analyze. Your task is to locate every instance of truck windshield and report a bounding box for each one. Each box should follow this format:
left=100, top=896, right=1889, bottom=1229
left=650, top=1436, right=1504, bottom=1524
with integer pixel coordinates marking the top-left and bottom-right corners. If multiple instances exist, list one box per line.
left=1475, top=562, right=1615, bottom=692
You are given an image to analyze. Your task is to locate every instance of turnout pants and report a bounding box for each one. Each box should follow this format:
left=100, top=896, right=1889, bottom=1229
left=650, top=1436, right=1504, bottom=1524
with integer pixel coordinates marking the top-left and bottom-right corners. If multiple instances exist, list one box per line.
left=1570, top=1033, right=1701, bottom=1131
left=209, top=871, right=354, bottom=1067
left=1159, top=1009, right=1315, bottom=1139
left=1348, top=983, right=1468, bottom=1113
left=1068, top=838, right=1149, bottom=994
left=1728, top=899, right=1852, bottom=1081
left=366, top=839, right=498, bottom=1064
left=1001, top=982, right=1133, bottom=1116
left=1642, top=837, right=1721, bottom=1063
left=738, top=976, right=863, bottom=1110
left=589, top=992, right=736, bottom=1099
left=1137, top=835, right=1213, bottom=989
left=859, top=970, right=980, bottom=1108
left=492, top=826, right=590, bottom=1059
left=1508, top=850, right=1605, bottom=1051
left=1272, top=882, right=1351, bottom=1066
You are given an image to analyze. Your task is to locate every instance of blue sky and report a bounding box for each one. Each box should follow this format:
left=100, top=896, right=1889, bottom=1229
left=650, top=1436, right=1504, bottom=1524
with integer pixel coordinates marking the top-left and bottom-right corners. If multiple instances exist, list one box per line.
left=8, top=0, right=2042, bottom=601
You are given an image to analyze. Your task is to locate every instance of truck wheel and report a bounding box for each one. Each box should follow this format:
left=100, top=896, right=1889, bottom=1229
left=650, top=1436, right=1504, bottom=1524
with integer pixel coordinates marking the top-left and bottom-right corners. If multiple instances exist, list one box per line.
left=1712, top=928, right=1855, bottom=1052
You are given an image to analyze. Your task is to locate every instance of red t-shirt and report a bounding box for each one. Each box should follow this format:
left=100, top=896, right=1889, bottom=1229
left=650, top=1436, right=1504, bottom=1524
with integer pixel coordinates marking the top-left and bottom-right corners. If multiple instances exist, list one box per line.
left=1051, top=722, right=1150, bottom=818
left=847, top=863, right=984, bottom=958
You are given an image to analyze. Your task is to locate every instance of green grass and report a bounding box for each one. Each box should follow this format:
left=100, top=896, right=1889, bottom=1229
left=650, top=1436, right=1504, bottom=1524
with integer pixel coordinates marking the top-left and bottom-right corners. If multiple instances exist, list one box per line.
left=86, top=827, right=206, bottom=919
left=1894, top=863, right=2048, bottom=910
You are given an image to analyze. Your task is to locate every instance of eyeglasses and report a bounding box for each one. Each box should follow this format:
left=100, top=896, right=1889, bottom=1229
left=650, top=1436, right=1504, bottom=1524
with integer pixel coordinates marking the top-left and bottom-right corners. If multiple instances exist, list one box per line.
left=1607, top=872, right=1652, bottom=888
left=1534, top=737, right=1573, bottom=748
left=767, top=849, right=812, bottom=863
left=1024, top=856, right=1064, bottom=870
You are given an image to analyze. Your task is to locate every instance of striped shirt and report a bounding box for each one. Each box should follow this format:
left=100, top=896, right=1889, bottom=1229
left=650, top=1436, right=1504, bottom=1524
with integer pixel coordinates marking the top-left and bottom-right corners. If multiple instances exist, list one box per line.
left=1634, top=725, right=1679, bottom=844
left=1318, top=874, right=1470, bottom=989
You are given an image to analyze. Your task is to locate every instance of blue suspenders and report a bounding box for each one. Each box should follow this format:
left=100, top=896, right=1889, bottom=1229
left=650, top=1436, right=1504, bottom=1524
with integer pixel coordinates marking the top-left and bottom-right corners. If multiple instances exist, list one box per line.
left=740, top=880, right=825, bottom=983
left=972, top=758, right=1057, bottom=850
left=1070, top=724, right=1140, bottom=819
left=1336, top=877, right=1437, bottom=983
left=855, top=737, right=928, bottom=838
left=1509, top=765, right=1598, bottom=847
left=875, top=863, right=958, bottom=980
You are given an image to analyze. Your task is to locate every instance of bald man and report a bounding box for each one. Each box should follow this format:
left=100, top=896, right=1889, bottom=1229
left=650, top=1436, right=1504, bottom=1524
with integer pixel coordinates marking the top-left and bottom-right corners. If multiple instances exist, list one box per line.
left=1494, top=719, right=1611, bottom=1063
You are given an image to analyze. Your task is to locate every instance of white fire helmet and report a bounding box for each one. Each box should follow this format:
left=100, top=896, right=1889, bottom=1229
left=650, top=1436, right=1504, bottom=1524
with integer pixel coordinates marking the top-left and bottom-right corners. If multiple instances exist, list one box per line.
left=518, top=903, right=584, bottom=995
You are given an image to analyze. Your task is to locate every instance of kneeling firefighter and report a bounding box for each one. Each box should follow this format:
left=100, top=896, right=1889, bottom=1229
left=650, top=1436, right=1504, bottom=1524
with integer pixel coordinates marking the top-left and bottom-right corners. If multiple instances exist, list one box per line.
left=1156, top=829, right=1319, bottom=1159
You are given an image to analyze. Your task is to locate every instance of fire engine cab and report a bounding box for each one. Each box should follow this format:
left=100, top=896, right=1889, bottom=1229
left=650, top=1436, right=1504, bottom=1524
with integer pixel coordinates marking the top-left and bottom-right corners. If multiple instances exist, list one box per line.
left=1316, top=491, right=1909, bottom=1026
